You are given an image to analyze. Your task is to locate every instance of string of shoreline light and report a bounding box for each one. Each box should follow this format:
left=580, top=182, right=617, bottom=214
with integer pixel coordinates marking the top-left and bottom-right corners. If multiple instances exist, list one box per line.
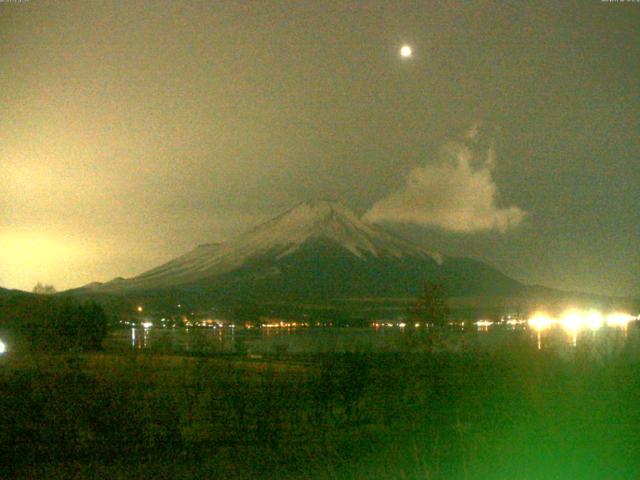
left=371, top=310, right=637, bottom=331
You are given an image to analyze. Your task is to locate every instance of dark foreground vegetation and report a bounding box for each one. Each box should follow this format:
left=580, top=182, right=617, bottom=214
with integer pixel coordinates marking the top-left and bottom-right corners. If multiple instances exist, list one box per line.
left=2, top=341, right=640, bottom=479
left=0, top=293, right=109, bottom=352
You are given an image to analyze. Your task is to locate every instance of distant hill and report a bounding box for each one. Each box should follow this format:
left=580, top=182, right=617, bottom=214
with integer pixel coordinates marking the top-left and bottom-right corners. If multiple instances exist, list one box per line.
left=0, top=287, right=31, bottom=300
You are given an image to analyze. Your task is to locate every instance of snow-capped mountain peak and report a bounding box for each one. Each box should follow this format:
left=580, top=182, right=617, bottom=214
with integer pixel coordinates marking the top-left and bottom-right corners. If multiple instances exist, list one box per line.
left=242, top=199, right=432, bottom=259
left=93, top=199, right=440, bottom=292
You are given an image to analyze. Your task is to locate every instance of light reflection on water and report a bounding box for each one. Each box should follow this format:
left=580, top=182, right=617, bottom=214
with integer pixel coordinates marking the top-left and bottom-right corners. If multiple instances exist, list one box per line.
left=106, top=322, right=640, bottom=358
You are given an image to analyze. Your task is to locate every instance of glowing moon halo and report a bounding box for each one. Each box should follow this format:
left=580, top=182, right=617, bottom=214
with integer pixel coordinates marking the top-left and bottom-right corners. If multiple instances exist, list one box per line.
left=400, top=45, right=413, bottom=58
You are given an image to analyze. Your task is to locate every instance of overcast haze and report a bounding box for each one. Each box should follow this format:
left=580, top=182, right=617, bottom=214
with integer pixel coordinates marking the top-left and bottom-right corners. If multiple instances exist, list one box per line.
left=1, top=0, right=639, bottom=296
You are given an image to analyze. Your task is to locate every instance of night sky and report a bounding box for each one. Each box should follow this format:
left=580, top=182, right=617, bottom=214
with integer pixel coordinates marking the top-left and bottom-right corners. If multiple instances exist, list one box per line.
left=1, top=1, right=638, bottom=296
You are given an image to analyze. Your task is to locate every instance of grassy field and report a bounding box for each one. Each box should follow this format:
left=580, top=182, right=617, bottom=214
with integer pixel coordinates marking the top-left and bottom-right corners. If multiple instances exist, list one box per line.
left=2, top=338, right=640, bottom=479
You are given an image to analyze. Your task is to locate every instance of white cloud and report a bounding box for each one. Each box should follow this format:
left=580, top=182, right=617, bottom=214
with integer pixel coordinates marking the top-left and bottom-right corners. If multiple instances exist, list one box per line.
left=363, top=127, right=525, bottom=233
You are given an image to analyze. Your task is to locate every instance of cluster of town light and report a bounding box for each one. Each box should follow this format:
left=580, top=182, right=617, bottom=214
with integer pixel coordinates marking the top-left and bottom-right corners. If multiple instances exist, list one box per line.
left=372, top=322, right=421, bottom=328
left=261, top=321, right=310, bottom=328
left=527, top=310, right=636, bottom=333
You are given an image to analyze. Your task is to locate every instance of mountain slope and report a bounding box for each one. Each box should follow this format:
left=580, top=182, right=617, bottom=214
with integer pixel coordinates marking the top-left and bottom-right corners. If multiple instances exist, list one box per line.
left=183, top=239, right=522, bottom=300
left=76, top=199, right=523, bottom=300
left=92, top=200, right=442, bottom=293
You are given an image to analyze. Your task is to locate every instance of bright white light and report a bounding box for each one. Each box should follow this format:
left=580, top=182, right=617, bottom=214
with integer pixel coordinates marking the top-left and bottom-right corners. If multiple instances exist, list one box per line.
left=142, top=322, right=153, bottom=329
left=606, top=312, right=635, bottom=328
left=585, top=310, right=604, bottom=331
left=0, top=339, right=5, bottom=354
left=560, top=310, right=582, bottom=333
left=528, top=312, right=554, bottom=332
left=400, top=45, right=412, bottom=58
left=527, top=313, right=555, bottom=332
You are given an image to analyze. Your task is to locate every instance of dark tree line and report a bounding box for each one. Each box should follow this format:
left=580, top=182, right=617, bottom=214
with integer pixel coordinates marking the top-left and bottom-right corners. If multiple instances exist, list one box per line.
left=0, top=295, right=109, bottom=352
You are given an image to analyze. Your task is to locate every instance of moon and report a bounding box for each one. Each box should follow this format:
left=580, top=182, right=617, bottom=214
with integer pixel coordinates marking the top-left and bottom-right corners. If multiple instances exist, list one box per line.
left=400, top=45, right=413, bottom=58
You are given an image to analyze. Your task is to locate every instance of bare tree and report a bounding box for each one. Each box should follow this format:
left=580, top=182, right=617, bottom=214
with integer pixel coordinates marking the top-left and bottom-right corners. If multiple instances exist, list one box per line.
left=409, top=282, right=450, bottom=327
left=32, top=282, right=57, bottom=295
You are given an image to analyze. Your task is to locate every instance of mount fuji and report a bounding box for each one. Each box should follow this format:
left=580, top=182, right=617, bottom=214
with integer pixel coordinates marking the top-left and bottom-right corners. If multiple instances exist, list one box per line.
left=76, top=200, right=525, bottom=303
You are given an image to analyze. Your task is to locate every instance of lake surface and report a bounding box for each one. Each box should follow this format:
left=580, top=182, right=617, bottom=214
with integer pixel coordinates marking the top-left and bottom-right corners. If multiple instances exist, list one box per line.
left=105, top=322, right=640, bottom=359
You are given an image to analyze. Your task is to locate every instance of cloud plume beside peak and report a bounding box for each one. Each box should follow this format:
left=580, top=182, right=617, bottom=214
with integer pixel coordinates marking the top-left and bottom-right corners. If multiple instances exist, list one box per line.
left=363, top=127, right=525, bottom=233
